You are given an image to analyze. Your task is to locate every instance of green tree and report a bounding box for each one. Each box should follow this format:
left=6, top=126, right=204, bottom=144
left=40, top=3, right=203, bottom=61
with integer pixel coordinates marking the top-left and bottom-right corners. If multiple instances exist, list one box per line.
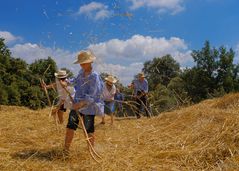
left=7, top=84, right=21, bottom=105
left=8, top=58, right=28, bottom=76
left=149, top=83, right=175, bottom=114
left=17, top=79, right=31, bottom=106
left=25, top=86, right=45, bottom=109
left=143, top=54, right=180, bottom=89
left=29, top=57, right=57, bottom=84
left=0, top=38, right=11, bottom=68
left=29, top=57, right=58, bottom=106
left=168, top=76, right=190, bottom=105
left=216, top=47, right=234, bottom=92
left=182, top=67, right=211, bottom=102
left=0, top=38, right=72, bottom=109
left=0, top=38, right=11, bottom=57
left=232, top=64, right=239, bottom=91
left=0, top=81, right=8, bottom=104
left=191, top=41, right=218, bottom=93
left=182, top=41, right=237, bottom=102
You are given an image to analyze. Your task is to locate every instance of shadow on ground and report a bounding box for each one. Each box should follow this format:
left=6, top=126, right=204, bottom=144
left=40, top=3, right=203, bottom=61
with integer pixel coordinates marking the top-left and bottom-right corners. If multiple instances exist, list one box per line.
left=11, top=148, right=68, bottom=161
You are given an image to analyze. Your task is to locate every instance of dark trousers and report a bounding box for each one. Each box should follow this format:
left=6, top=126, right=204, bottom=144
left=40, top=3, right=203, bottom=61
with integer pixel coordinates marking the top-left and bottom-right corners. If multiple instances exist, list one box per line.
left=67, top=110, right=95, bottom=133
left=135, top=95, right=150, bottom=118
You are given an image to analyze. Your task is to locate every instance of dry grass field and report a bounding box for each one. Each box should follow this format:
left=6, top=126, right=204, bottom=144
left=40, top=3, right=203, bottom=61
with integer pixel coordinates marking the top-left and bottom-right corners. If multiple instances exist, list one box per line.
left=2, top=93, right=239, bottom=170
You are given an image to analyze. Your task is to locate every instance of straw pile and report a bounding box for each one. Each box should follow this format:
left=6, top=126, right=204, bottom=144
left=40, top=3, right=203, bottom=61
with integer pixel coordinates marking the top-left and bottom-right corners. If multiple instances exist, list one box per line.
left=1, top=93, right=239, bottom=170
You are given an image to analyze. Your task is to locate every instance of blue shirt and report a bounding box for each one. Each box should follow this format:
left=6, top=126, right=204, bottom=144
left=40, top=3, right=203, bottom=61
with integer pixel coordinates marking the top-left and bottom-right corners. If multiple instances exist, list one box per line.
left=133, top=79, right=149, bottom=95
left=72, top=69, right=104, bottom=115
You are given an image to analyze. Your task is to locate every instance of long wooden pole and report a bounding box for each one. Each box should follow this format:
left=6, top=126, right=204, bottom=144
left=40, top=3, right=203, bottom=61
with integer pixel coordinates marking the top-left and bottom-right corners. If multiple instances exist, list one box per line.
left=40, top=78, right=52, bottom=106
left=40, top=65, right=53, bottom=107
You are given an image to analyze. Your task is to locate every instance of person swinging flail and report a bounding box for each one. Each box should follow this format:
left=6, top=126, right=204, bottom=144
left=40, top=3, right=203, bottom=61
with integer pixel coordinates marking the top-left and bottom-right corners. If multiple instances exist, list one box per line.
left=41, top=70, right=75, bottom=124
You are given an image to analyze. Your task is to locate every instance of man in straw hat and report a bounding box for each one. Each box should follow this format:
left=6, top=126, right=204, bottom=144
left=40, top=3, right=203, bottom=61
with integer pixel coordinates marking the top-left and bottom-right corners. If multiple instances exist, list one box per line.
left=42, top=70, right=74, bottom=124
left=64, top=50, right=104, bottom=152
left=133, top=72, right=150, bottom=118
left=101, top=75, right=117, bottom=125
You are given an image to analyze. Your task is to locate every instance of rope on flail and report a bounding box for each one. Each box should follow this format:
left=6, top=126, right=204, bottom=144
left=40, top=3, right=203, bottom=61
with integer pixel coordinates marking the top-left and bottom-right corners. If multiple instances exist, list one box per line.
left=59, top=81, right=102, bottom=163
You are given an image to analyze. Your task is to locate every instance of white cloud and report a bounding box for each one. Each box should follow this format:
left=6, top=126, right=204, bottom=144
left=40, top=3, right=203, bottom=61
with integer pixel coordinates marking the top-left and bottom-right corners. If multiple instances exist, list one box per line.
left=88, top=34, right=193, bottom=66
left=128, top=0, right=185, bottom=14
left=10, top=43, right=78, bottom=72
left=94, top=62, right=143, bottom=85
left=9, top=42, right=140, bottom=85
left=0, top=31, right=22, bottom=44
left=9, top=34, right=193, bottom=85
left=75, top=2, right=111, bottom=20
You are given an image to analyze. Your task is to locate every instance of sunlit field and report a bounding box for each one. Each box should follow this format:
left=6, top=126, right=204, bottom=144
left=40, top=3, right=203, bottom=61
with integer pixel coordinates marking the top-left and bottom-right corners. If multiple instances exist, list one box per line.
left=1, top=93, right=239, bottom=170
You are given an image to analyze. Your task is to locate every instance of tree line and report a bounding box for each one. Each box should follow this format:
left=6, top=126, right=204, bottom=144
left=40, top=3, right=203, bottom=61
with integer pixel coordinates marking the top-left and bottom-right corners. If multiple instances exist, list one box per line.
left=0, top=38, right=60, bottom=109
left=0, top=38, right=239, bottom=113
left=143, top=41, right=239, bottom=114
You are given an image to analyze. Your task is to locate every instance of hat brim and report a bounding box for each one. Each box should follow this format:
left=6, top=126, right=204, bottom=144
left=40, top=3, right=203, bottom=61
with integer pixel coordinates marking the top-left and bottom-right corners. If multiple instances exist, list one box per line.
left=105, top=78, right=117, bottom=84
left=73, top=56, right=96, bottom=64
left=54, top=73, right=68, bottom=78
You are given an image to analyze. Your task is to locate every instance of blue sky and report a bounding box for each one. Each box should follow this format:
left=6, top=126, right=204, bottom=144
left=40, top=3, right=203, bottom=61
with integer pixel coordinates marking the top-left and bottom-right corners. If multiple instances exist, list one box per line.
left=1, top=0, right=239, bottom=85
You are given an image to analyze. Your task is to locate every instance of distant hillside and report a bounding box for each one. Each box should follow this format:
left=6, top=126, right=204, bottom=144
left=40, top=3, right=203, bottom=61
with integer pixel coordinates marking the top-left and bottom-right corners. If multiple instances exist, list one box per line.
left=1, top=93, right=239, bottom=170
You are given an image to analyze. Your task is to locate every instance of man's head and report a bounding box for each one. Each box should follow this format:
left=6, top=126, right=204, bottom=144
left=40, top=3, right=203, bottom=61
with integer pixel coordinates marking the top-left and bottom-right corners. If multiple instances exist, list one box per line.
left=73, top=50, right=96, bottom=71
left=54, top=70, right=68, bottom=79
left=138, top=72, right=145, bottom=81
left=105, top=75, right=117, bottom=87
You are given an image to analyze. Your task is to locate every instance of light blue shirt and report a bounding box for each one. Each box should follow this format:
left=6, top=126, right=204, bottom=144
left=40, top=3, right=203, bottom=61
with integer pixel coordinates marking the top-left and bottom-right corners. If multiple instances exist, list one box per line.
left=133, top=79, right=149, bottom=95
left=72, top=69, right=104, bottom=115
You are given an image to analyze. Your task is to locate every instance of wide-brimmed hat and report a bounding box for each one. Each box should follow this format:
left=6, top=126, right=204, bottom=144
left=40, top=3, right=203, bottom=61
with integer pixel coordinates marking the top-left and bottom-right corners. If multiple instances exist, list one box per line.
left=105, top=75, right=117, bottom=84
left=54, top=70, right=68, bottom=78
left=138, top=72, right=145, bottom=78
left=73, top=50, right=96, bottom=64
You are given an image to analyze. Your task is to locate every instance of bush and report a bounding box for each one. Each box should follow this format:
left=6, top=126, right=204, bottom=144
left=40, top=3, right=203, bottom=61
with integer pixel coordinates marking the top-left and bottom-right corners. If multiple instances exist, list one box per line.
left=24, top=86, right=46, bottom=109
left=7, top=84, right=21, bottom=105
left=0, top=88, right=8, bottom=105
left=149, top=84, right=176, bottom=114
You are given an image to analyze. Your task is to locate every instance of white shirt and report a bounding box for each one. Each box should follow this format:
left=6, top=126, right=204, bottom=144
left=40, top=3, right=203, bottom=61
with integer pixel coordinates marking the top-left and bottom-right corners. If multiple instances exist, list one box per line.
left=102, top=83, right=116, bottom=101
left=55, top=78, right=75, bottom=109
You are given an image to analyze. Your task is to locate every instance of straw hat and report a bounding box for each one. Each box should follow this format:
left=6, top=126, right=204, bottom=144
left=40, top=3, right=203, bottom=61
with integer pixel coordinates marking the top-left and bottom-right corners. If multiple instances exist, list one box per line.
left=138, top=72, right=145, bottom=78
left=54, top=70, right=68, bottom=78
left=105, top=75, right=117, bottom=84
left=73, top=50, right=96, bottom=64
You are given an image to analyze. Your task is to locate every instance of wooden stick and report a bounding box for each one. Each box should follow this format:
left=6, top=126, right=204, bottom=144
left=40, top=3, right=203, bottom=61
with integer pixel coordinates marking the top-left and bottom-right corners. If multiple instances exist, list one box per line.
left=40, top=78, right=52, bottom=106
left=43, top=64, right=51, bottom=76
left=40, top=64, right=53, bottom=106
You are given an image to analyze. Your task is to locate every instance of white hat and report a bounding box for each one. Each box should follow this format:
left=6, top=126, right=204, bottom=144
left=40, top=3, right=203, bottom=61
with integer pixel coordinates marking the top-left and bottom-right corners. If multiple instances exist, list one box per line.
left=54, top=70, right=68, bottom=78
left=73, top=50, right=96, bottom=64
left=105, top=75, right=117, bottom=84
